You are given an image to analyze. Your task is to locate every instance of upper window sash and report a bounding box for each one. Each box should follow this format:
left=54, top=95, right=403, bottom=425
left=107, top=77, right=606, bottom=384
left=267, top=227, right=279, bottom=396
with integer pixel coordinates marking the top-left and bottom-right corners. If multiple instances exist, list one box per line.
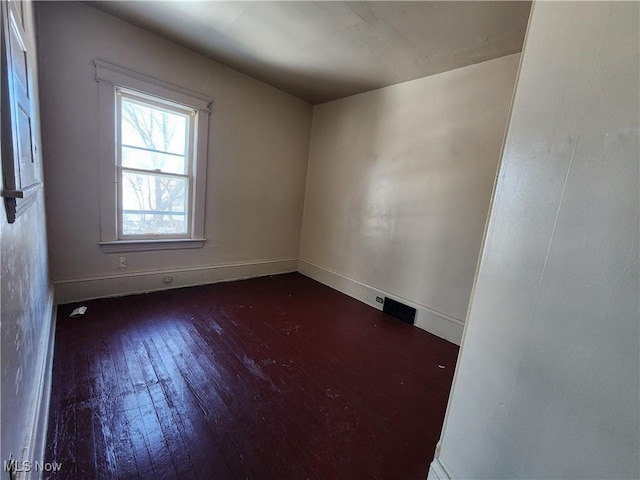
left=116, top=89, right=196, bottom=175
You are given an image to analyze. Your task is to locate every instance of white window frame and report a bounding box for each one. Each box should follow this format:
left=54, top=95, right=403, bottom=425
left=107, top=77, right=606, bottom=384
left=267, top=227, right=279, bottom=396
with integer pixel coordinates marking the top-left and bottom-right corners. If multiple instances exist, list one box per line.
left=95, top=60, right=211, bottom=253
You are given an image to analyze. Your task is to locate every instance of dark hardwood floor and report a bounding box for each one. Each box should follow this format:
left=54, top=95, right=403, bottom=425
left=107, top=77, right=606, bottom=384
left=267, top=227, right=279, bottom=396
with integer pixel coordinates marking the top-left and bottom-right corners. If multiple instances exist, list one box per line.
left=46, top=273, right=458, bottom=479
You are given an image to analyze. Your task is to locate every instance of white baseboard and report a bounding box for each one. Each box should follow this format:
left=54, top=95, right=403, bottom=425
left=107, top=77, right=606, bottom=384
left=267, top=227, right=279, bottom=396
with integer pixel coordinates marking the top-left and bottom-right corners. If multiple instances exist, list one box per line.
left=54, top=258, right=462, bottom=343
left=428, top=457, right=452, bottom=480
left=18, top=289, right=56, bottom=480
left=297, top=259, right=464, bottom=345
left=53, top=258, right=298, bottom=304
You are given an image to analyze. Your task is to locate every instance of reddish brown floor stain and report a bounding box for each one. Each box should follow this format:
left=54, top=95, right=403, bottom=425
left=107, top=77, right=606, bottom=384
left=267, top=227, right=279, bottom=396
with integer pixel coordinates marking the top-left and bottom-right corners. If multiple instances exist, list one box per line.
left=45, top=273, right=458, bottom=479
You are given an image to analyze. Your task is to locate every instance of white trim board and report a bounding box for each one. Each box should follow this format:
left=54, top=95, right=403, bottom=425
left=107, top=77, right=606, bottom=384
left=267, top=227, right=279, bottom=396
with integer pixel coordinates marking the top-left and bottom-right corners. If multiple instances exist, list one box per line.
left=297, top=259, right=464, bottom=345
left=94, top=59, right=212, bottom=111
left=428, top=457, right=453, bottom=480
left=54, top=258, right=298, bottom=304
left=17, top=289, right=56, bottom=480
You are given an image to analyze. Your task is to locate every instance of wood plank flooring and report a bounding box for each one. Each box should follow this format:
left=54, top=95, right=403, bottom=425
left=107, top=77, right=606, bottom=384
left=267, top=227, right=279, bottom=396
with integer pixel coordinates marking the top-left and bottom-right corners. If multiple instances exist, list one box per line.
left=45, top=273, right=458, bottom=479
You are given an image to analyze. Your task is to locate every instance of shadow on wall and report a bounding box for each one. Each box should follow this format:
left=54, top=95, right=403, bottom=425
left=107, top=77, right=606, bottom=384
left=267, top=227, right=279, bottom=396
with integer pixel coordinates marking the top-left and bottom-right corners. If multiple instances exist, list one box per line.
left=299, top=53, right=521, bottom=326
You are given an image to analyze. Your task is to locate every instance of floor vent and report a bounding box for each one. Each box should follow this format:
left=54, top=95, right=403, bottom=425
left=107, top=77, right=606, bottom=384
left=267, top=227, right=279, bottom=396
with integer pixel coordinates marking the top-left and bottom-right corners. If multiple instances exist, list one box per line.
left=382, top=297, right=416, bottom=325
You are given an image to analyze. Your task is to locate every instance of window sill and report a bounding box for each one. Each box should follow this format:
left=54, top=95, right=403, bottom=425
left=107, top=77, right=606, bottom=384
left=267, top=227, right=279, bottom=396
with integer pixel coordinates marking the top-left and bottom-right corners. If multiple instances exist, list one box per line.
left=99, top=238, right=206, bottom=253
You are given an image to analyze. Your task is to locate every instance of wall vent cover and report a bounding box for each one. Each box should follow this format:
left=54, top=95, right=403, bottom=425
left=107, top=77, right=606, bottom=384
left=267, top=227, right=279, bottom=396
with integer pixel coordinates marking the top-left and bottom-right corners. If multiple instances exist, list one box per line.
left=382, top=297, right=416, bottom=325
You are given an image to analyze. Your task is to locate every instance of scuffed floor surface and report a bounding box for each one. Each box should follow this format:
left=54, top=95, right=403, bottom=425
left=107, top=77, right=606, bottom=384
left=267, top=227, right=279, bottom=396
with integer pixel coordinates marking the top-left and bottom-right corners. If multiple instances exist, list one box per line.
left=45, top=273, right=458, bottom=479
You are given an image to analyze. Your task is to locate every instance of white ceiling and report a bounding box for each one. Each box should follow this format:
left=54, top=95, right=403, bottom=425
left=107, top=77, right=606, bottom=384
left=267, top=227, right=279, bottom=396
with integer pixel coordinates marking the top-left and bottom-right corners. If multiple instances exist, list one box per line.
left=89, top=1, right=532, bottom=104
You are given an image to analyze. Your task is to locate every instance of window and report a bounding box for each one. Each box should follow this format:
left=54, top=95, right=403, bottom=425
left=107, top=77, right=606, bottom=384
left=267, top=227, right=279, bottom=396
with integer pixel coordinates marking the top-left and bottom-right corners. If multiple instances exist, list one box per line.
left=118, top=91, right=193, bottom=238
left=95, top=60, right=211, bottom=252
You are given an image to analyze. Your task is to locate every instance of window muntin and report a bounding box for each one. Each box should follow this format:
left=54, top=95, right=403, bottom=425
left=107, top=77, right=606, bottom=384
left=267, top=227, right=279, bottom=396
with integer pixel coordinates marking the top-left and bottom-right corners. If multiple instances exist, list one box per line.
left=116, top=90, right=196, bottom=239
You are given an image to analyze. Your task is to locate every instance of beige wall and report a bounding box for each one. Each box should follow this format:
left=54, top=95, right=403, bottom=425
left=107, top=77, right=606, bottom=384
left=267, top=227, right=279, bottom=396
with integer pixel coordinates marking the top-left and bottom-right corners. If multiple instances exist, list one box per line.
left=1, top=0, right=54, bottom=469
left=299, top=54, right=520, bottom=343
left=36, top=2, right=312, bottom=301
left=431, top=2, right=639, bottom=478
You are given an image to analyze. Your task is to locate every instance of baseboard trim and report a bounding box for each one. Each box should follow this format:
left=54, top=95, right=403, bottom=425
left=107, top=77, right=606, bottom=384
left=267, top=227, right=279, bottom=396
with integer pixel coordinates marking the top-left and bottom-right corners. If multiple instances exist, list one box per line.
left=297, top=259, right=464, bottom=345
left=18, top=289, right=56, bottom=480
left=53, top=258, right=299, bottom=304
left=428, top=457, right=453, bottom=480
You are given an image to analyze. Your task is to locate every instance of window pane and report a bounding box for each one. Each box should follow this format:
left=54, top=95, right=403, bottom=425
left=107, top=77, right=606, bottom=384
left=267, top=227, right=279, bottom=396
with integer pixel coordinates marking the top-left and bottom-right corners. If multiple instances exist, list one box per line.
left=121, top=170, right=188, bottom=236
left=121, top=98, right=187, bottom=155
left=122, top=145, right=187, bottom=175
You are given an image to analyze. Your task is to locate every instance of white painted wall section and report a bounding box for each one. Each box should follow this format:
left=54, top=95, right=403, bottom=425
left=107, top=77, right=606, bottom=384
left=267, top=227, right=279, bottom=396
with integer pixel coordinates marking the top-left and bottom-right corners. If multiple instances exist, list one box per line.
left=431, top=2, right=639, bottom=478
left=299, top=54, right=521, bottom=344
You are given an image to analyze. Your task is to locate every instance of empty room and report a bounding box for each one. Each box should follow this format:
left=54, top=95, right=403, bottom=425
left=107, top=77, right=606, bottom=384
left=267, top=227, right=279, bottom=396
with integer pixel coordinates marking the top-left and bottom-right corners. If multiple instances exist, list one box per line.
left=1, top=1, right=638, bottom=479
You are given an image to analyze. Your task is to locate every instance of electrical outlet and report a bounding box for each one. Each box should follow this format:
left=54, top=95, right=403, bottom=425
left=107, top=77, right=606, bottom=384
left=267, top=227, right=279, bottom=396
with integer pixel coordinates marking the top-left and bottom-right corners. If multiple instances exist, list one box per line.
left=376, top=296, right=384, bottom=304
left=118, top=256, right=127, bottom=269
